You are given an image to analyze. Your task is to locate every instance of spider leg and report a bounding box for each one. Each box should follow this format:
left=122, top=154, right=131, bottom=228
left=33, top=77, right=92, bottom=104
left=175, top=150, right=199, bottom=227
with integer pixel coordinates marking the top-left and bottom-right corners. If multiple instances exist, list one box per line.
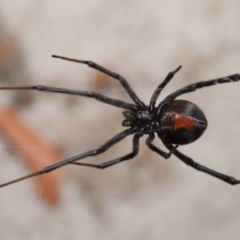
left=0, top=86, right=137, bottom=111
left=0, top=128, right=138, bottom=188
left=52, top=55, right=146, bottom=109
left=165, top=144, right=240, bottom=185
left=70, top=133, right=142, bottom=169
left=162, top=73, right=240, bottom=103
left=146, top=133, right=178, bottom=159
left=149, top=66, right=181, bottom=111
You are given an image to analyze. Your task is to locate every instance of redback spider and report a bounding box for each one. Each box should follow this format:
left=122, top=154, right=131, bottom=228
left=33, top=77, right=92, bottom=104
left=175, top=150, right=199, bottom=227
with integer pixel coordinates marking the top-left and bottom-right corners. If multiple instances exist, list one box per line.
left=0, top=55, right=240, bottom=188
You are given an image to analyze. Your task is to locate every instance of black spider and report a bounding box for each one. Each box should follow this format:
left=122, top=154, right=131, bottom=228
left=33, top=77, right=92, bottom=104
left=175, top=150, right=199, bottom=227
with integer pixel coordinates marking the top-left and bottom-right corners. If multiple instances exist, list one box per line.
left=0, top=55, right=240, bottom=188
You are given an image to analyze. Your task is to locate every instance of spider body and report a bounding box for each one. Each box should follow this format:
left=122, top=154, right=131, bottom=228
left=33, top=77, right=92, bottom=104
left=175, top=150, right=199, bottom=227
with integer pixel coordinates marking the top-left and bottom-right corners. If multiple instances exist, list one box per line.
left=0, top=54, right=240, bottom=188
left=123, top=98, right=207, bottom=145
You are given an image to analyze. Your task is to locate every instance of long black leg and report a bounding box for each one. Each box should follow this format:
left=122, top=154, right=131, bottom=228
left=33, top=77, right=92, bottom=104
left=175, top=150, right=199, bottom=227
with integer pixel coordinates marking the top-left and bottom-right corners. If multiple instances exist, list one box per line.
left=0, top=128, right=138, bottom=188
left=70, top=133, right=142, bottom=169
left=149, top=66, right=181, bottom=111
left=162, top=73, right=240, bottom=103
left=0, top=86, right=137, bottom=111
left=146, top=133, right=178, bottom=159
left=52, top=55, right=146, bottom=109
left=165, top=144, right=240, bottom=185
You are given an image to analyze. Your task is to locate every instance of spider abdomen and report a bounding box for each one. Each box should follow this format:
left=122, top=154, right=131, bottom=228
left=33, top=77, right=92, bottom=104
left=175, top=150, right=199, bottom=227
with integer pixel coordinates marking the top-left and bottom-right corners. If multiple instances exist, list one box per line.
left=160, top=100, right=207, bottom=145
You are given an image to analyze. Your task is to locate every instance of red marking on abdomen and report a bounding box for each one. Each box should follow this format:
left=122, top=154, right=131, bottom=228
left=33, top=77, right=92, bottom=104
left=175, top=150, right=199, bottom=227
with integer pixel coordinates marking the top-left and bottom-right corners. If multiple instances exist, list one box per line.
left=174, top=115, right=194, bottom=131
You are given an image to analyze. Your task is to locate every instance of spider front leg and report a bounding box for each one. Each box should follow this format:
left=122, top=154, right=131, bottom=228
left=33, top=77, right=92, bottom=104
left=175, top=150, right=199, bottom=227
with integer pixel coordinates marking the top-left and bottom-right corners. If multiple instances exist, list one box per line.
left=0, top=85, right=136, bottom=111
left=165, top=144, right=240, bottom=185
left=146, top=133, right=178, bottom=159
left=70, top=133, right=142, bottom=169
left=52, top=55, right=146, bottom=109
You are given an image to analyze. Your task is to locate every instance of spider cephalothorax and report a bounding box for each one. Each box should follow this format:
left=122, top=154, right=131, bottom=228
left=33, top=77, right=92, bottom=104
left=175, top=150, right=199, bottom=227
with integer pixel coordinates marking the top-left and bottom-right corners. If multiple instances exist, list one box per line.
left=122, top=109, right=154, bottom=128
left=0, top=54, right=240, bottom=188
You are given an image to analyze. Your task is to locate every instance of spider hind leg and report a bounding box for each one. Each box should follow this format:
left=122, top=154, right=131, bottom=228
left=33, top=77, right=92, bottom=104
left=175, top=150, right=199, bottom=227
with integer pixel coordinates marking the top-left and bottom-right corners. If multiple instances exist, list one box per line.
left=70, top=133, right=142, bottom=169
left=166, top=145, right=240, bottom=185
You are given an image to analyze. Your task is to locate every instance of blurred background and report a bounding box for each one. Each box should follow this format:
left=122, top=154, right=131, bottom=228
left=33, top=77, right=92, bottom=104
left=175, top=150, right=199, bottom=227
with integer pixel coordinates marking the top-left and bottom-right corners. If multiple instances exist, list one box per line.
left=0, top=0, right=240, bottom=239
